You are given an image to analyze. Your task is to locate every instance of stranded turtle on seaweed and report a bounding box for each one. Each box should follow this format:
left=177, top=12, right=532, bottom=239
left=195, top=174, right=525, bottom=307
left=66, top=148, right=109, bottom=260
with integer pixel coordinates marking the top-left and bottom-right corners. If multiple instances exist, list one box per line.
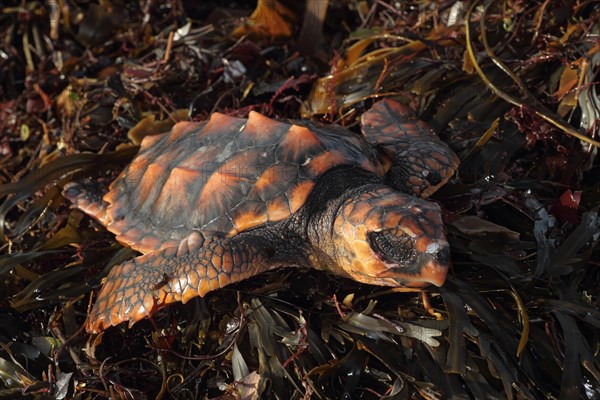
left=63, top=99, right=459, bottom=333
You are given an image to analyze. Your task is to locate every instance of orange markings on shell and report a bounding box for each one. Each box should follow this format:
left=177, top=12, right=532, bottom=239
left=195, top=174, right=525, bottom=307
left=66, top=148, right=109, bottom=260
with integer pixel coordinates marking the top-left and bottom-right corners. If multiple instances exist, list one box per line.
left=219, top=150, right=263, bottom=178
left=289, top=181, right=315, bottom=213
left=304, top=150, right=348, bottom=177
left=197, top=170, right=241, bottom=211
left=116, top=226, right=142, bottom=244
left=135, top=162, right=165, bottom=205
left=154, top=166, right=202, bottom=219
left=139, top=133, right=163, bottom=149
left=227, top=228, right=240, bottom=237
left=115, top=231, right=174, bottom=254
left=202, top=113, right=245, bottom=138
left=245, top=111, right=287, bottom=142
left=166, top=121, right=201, bottom=144
left=253, top=166, right=277, bottom=195
left=229, top=206, right=269, bottom=236
left=91, top=106, right=401, bottom=254
left=165, top=166, right=203, bottom=192
left=136, top=236, right=164, bottom=253
left=279, top=124, right=323, bottom=161
left=252, top=163, right=297, bottom=200
left=104, top=158, right=140, bottom=202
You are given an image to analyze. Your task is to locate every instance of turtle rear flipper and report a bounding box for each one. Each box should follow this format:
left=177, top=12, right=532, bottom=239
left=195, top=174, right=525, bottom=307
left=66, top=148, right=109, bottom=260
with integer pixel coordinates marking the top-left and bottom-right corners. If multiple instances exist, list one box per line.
left=63, top=182, right=111, bottom=226
left=361, top=99, right=459, bottom=198
left=86, top=231, right=278, bottom=333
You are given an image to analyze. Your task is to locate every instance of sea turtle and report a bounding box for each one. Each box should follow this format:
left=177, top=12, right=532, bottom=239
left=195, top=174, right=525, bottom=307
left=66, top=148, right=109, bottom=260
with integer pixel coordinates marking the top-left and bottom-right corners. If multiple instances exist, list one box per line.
left=64, top=99, right=459, bottom=333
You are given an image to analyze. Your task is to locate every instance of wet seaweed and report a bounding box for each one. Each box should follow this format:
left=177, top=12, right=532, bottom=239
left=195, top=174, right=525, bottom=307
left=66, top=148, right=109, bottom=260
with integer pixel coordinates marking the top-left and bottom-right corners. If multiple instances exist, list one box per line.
left=1, top=1, right=599, bottom=399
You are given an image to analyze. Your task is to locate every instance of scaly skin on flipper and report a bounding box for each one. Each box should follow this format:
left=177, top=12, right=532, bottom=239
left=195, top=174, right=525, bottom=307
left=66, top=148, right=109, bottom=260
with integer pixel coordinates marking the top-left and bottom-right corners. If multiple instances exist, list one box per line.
left=86, top=230, right=281, bottom=333
left=63, top=182, right=111, bottom=227
left=361, top=99, right=459, bottom=198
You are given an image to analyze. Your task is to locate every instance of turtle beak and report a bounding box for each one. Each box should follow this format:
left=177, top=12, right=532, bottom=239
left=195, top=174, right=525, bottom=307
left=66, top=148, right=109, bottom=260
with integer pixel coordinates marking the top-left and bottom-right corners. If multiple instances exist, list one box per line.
left=395, top=259, right=449, bottom=287
left=418, top=260, right=449, bottom=287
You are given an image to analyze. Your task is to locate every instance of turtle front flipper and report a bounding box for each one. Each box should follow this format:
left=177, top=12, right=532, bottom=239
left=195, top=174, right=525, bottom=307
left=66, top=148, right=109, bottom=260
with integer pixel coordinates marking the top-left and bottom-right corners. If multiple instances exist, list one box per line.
left=361, top=99, right=459, bottom=198
left=86, top=231, right=279, bottom=333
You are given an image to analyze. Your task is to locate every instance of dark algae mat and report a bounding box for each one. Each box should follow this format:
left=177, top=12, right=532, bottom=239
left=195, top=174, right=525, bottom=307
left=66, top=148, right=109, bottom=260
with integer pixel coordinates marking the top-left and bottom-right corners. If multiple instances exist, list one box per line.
left=1, top=1, right=600, bottom=399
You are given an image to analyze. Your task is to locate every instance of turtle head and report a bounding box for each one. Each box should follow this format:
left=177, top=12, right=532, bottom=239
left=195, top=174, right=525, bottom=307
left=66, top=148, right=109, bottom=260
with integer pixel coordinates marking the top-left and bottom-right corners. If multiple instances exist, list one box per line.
left=332, top=187, right=450, bottom=287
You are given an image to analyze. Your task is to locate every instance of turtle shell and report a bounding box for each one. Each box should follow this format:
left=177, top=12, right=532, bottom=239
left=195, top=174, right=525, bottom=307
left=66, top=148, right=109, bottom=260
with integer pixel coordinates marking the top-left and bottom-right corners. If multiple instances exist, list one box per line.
left=103, top=112, right=384, bottom=253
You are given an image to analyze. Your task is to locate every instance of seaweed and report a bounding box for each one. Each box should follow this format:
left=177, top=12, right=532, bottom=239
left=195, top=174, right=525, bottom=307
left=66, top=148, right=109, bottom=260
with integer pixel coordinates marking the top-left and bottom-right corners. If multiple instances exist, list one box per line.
left=1, top=1, right=599, bottom=399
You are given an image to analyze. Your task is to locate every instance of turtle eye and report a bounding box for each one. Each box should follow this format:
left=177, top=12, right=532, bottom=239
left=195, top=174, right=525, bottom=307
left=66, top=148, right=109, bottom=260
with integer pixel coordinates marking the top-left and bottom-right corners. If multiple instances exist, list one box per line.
left=368, top=230, right=417, bottom=265
left=425, top=170, right=442, bottom=186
